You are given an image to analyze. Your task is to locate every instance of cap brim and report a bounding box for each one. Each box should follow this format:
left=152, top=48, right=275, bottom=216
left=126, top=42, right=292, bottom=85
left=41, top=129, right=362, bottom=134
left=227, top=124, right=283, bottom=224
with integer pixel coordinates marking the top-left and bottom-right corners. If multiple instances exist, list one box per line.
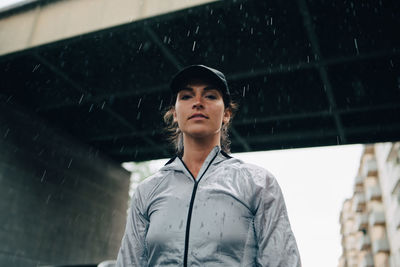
left=170, top=65, right=227, bottom=94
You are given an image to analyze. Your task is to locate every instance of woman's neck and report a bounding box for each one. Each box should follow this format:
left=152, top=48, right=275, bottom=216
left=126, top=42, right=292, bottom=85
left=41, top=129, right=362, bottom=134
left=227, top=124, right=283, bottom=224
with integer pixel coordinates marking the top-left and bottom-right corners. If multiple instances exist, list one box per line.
left=182, top=134, right=220, bottom=179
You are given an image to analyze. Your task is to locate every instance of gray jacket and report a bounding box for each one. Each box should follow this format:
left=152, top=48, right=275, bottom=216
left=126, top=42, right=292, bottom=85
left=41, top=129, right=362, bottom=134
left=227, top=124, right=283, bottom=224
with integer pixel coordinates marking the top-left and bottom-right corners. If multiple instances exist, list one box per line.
left=116, top=146, right=301, bottom=266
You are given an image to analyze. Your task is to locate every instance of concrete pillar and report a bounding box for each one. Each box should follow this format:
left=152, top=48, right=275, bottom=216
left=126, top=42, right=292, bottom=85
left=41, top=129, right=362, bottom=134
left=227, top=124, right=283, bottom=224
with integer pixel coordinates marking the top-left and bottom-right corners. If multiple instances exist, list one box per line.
left=0, top=96, right=130, bottom=266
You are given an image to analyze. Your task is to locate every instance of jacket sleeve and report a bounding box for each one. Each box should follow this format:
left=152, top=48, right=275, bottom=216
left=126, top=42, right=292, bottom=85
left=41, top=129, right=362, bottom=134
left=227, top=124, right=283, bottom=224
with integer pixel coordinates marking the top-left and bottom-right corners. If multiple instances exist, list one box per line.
left=116, top=186, right=149, bottom=267
left=253, top=174, right=301, bottom=267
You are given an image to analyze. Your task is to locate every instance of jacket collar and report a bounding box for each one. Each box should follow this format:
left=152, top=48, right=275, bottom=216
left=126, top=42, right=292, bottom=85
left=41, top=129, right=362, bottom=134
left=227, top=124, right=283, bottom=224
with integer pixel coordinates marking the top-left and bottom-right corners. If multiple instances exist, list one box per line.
left=161, top=146, right=230, bottom=179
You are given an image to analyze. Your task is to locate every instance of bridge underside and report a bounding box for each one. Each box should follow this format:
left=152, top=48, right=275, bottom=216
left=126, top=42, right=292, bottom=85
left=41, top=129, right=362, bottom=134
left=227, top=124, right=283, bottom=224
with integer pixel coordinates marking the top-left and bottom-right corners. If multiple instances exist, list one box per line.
left=1, top=0, right=400, bottom=162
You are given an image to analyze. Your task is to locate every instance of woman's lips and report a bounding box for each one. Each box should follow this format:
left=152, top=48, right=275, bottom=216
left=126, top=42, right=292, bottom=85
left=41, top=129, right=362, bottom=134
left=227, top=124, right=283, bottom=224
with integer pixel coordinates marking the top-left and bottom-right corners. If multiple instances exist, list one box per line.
left=188, top=114, right=208, bottom=120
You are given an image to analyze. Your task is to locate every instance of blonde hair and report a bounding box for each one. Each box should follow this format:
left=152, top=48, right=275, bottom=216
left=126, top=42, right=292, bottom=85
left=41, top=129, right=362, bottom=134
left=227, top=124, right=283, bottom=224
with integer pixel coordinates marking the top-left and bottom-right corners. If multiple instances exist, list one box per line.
left=163, top=100, right=238, bottom=157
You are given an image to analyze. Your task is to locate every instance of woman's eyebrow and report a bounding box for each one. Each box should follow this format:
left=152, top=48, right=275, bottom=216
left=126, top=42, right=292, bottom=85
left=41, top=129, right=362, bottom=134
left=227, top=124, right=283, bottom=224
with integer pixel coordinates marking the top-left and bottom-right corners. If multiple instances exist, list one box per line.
left=203, top=86, right=219, bottom=91
left=180, top=87, right=194, bottom=92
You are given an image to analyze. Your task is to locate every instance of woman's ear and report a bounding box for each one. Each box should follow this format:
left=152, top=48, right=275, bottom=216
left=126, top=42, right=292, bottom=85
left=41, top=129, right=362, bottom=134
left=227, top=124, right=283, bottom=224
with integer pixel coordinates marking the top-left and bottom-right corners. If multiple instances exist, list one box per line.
left=223, top=108, right=232, bottom=125
left=173, top=108, right=177, bottom=123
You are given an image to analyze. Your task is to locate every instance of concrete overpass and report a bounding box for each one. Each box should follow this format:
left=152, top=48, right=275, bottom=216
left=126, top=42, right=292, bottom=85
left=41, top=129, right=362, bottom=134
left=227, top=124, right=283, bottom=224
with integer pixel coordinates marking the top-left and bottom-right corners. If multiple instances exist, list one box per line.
left=1, top=0, right=399, bottom=266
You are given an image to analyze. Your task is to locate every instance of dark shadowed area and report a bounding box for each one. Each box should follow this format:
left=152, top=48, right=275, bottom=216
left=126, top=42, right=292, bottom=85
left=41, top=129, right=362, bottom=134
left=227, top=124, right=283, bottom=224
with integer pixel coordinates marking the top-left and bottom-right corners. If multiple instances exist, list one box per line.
left=1, top=0, right=399, bottom=162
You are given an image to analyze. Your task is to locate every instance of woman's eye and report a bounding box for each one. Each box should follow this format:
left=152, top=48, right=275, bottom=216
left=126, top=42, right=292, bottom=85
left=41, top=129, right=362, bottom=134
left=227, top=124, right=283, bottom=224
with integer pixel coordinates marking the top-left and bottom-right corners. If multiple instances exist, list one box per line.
left=205, top=94, right=217, bottom=99
left=180, top=95, right=192, bottom=100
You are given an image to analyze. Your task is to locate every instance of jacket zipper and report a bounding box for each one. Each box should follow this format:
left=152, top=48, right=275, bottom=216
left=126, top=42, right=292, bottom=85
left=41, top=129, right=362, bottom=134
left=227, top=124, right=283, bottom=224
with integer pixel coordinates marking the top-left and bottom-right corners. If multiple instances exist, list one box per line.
left=181, top=152, right=219, bottom=267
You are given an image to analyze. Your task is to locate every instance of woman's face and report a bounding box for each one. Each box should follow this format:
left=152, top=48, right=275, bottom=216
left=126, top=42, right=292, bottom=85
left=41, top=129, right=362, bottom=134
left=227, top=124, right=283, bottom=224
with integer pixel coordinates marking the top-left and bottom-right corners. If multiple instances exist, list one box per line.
left=173, top=82, right=231, bottom=140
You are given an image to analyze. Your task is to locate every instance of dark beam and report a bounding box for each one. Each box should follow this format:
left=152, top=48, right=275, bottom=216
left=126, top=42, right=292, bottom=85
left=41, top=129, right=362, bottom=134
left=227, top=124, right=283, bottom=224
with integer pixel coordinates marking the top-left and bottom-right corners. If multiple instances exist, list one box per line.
left=230, top=126, right=251, bottom=152
left=109, top=123, right=400, bottom=158
left=87, top=102, right=400, bottom=142
left=296, top=0, right=347, bottom=144
left=244, top=124, right=400, bottom=145
left=35, top=84, right=168, bottom=112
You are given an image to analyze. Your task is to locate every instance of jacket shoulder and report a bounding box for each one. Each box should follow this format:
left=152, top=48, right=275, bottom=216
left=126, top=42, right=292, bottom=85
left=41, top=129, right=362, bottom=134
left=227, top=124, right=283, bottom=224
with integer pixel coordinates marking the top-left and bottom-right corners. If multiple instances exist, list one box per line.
left=228, top=159, right=276, bottom=188
left=134, top=168, right=172, bottom=197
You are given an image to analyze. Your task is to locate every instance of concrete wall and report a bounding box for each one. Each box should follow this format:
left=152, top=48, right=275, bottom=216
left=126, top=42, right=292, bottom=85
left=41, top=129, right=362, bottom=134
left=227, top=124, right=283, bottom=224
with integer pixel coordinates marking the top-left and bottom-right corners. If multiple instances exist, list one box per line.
left=0, top=0, right=216, bottom=56
left=0, top=96, right=131, bottom=266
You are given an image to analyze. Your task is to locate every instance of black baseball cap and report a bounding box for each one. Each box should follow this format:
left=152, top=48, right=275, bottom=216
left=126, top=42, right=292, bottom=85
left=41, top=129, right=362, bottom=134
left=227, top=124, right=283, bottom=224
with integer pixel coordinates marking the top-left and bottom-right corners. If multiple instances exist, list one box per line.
left=170, top=65, right=231, bottom=105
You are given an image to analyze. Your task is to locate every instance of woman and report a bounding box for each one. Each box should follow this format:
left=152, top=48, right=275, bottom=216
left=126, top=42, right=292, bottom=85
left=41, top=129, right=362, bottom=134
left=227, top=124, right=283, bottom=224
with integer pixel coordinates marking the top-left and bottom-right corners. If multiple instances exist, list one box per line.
left=116, top=65, right=301, bottom=266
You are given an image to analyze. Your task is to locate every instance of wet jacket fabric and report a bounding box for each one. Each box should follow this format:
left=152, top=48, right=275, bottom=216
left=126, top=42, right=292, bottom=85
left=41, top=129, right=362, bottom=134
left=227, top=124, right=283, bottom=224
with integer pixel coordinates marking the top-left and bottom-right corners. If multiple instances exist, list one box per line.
left=116, top=146, right=301, bottom=267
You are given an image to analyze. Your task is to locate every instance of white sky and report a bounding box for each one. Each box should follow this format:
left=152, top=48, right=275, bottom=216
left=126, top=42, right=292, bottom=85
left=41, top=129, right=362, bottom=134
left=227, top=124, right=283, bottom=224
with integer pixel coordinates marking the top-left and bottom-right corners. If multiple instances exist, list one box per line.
left=0, top=0, right=35, bottom=10
left=141, top=144, right=363, bottom=267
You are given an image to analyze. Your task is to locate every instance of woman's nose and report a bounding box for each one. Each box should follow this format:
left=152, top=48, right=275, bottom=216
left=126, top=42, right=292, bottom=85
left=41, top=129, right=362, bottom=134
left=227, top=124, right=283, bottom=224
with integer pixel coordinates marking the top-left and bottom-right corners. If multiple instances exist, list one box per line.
left=192, top=95, right=204, bottom=109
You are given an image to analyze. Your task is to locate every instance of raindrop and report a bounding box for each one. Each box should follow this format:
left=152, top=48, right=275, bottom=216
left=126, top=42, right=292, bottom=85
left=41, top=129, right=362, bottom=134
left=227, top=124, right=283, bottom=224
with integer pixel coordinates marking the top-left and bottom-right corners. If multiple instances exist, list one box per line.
left=137, top=43, right=143, bottom=53
left=389, top=59, right=394, bottom=68
left=250, top=27, right=253, bottom=34
left=179, top=220, right=184, bottom=229
left=101, top=101, right=106, bottom=109
left=88, top=104, right=94, bottom=112
left=6, top=95, right=13, bottom=102
left=354, top=38, right=359, bottom=55
left=137, top=98, right=142, bottom=108
left=158, top=99, right=164, bottom=110
left=337, top=136, right=340, bottom=145
left=239, top=4, right=242, bottom=10
left=192, top=41, right=196, bottom=51
left=120, top=146, right=125, bottom=152
left=200, top=222, right=204, bottom=228
left=271, top=127, right=274, bottom=134
left=195, top=25, right=200, bottom=34
left=136, top=111, right=141, bottom=120
left=169, top=225, right=172, bottom=229
left=41, top=170, right=47, bottom=182
left=67, top=159, right=73, bottom=169
left=221, top=54, right=225, bottom=62
left=220, top=232, right=223, bottom=238
left=187, top=30, right=191, bottom=37
left=78, top=94, right=84, bottom=104
left=307, top=55, right=310, bottom=63
left=163, top=36, right=168, bottom=43
left=32, top=64, right=40, bottom=73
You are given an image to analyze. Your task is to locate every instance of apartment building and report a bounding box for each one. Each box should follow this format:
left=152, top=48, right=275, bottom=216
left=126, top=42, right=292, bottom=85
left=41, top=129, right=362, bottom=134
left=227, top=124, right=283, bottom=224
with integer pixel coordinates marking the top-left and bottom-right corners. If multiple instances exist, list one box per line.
left=339, top=142, right=400, bottom=267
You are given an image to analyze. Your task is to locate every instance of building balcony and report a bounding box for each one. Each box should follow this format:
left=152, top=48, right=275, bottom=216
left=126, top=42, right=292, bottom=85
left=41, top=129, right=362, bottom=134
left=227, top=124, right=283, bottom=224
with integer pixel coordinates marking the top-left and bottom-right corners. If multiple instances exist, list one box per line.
left=355, top=175, right=364, bottom=186
left=362, top=159, right=378, bottom=177
left=355, top=213, right=368, bottom=231
left=394, top=208, right=400, bottom=230
left=369, top=211, right=385, bottom=226
left=360, top=252, right=374, bottom=267
left=366, top=185, right=382, bottom=201
left=372, top=238, right=390, bottom=254
left=353, top=193, right=366, bottom=212
left=358, top=235, right=371, bottom=250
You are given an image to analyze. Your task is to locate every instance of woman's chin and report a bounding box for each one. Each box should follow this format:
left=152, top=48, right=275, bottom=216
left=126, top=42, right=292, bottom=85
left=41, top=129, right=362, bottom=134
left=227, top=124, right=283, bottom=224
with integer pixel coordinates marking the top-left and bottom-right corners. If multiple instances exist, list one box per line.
left=184, top=129, right=220, bottom=139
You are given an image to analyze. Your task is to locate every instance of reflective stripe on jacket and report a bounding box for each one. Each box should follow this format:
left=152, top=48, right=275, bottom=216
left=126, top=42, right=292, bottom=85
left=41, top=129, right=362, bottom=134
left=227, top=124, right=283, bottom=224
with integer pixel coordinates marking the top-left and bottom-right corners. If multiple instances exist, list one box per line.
left=116, top=146, right=301, bottom=266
